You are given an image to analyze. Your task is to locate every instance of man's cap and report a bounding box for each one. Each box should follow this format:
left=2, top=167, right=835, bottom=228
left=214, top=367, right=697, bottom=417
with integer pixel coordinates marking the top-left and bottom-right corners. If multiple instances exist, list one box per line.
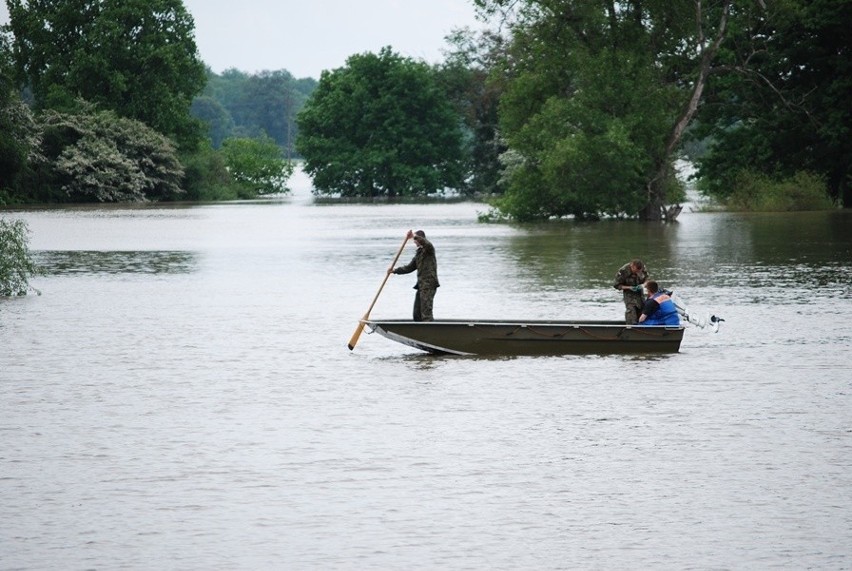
left=414, top=230, right=426, bottom=238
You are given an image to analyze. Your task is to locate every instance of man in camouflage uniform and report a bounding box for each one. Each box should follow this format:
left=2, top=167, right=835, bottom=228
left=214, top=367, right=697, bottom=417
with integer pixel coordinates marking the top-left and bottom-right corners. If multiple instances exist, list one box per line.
left=389, top=229, right=439, bottom=321
left=613, top=259, right=648, bottom=324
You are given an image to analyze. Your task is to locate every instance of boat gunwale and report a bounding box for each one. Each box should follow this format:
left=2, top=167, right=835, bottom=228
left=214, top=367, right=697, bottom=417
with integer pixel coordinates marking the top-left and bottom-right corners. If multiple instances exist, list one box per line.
left=364, top=318, right=685, bottom=330
left=363, top=318, right=685, bottom=356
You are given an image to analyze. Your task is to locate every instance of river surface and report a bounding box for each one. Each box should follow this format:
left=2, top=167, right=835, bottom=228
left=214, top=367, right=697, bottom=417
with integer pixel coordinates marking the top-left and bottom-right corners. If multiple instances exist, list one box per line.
left=2, top=170, right=851, bottom=570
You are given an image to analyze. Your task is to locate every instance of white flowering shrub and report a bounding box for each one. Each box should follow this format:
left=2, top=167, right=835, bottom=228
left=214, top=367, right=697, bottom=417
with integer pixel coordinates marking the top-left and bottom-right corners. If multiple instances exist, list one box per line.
left=39, top=107, right=185, bottom=202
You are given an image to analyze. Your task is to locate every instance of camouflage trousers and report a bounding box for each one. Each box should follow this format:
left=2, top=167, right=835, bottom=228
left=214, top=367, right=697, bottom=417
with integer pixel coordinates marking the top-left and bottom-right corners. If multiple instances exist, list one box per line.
left=624, top=301, right=643, bottom=324
left=413, top=286, right=437, bottom=321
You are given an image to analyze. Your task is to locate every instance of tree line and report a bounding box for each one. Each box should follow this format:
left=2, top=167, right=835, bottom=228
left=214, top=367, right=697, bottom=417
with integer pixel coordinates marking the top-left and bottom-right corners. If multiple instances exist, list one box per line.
left=1, top=0, right=849, bottom=219
left=194, top=68, right=317, bottom=156
left=0, top=0, right=298, bottom=204
left=468, top=0, right=848, bottom=220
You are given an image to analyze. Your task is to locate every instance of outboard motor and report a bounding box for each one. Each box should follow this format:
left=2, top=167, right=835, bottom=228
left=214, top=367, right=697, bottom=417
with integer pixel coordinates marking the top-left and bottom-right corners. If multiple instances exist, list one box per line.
left=665, top=290, right=724, bottom=333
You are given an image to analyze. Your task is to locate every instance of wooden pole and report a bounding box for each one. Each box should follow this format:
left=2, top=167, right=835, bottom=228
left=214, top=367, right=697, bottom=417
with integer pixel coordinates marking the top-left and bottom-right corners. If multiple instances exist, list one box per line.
left=347, top=234, right=410, bottom=350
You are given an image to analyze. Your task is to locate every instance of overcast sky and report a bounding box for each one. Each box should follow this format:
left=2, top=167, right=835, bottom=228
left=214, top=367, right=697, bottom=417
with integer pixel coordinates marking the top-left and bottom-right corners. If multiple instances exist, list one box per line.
left=1, top=1, right=485, bottom=79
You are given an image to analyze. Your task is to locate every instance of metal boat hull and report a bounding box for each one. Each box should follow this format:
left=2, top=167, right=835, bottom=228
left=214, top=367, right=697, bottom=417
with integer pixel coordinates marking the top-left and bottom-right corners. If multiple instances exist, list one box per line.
left=364, top=319, right=685, bottom=356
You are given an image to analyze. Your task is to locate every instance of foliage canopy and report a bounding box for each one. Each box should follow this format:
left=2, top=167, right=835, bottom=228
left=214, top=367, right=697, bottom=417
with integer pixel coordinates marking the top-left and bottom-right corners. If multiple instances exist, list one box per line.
left=221, top=136, right=293, bottom=196
left=473, top=0, right=725, bottom=221
left=5, top=0, right=207, bottom=150
left=438, top=29, right=508, bottom=197
left=296, top=47, right=465, bottom=197
left=692, top=0, right=851, bottom=208
left=0, top=32, right=41, bottom=199
left=197, top=69, right=317, bottom=156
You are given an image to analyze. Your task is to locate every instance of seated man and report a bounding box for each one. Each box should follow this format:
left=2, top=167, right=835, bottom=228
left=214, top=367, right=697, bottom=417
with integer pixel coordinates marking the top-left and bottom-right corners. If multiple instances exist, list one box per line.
left=638, top=281, right=681, bottom=326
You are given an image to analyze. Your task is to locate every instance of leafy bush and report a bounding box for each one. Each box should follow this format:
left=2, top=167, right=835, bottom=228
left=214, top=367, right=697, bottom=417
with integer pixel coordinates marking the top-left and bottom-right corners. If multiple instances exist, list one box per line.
left=0, top=219, right=39, bottom=296
left=180, top=144, right=237, bottom=201
left=726, top=170, right=836, bottom=211
left=221, top=136, right=293, bottom=197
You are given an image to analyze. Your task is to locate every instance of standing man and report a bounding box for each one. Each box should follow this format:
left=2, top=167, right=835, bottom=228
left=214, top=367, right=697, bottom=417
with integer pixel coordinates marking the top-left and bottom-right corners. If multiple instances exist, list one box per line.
left=613, top=258, right=648, bottom=324
left=388, top=230, right=439, bottom=321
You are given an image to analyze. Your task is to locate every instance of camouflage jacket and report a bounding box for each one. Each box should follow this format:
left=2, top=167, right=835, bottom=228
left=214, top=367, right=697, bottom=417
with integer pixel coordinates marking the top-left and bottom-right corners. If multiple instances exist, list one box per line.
left=394, top=238, right=439, bottom=289
left=613, top=262, right=648, bottom=305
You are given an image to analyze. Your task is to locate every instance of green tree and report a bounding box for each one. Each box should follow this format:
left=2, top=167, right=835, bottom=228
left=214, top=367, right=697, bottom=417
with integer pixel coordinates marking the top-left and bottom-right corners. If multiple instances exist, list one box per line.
left=191, top=94, right=234, bottom=148
left=239, top=71, right=302, bottom=158
left=198, top=68, right=316, bottom=154
left=221, top=136, right=293, bottom=197
left=296, top=47, right=466, bottom=197
left=180, top=142, right=234, bottom=201
left=439, top=29, right=508, bottom=197
left=5, top=0, right=207, bottom=150
left=0, top=218, right=39, bottom=296
left=474, top=0, right=732, bottom=221
left=693, top=0, right=851, bottom=208
left=0, top=32, right=41, bottom=201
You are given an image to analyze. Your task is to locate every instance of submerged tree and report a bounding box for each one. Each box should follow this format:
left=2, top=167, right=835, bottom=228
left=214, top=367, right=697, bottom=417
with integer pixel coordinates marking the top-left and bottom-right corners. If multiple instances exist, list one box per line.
left=296, top=47, right=465, bottom=197
left=221, top=135, right=294, bottom=197
left=0, top=218, right=39, bottom=296
left=474, top=0, right=736, bottom=221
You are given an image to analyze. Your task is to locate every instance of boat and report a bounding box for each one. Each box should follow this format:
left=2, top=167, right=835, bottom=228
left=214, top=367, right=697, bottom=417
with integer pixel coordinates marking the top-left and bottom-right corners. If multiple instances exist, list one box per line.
left=363, top=319, right=685, bottom=356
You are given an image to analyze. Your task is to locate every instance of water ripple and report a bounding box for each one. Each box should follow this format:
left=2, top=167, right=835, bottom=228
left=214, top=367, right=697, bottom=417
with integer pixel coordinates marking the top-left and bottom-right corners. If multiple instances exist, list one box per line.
left=34, top=250, right=198, bottom=275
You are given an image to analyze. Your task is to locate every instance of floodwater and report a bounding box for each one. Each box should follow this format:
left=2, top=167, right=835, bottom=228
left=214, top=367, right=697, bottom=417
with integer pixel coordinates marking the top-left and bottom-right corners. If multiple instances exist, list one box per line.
left=2, top=170, right=851, bottom=570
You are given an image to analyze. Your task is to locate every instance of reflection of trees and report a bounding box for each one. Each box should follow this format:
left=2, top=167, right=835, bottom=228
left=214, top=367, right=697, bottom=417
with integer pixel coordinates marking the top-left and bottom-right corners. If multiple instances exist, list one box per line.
left=747, top=212, right=850, bottom=263
left=503, top=221, right=678, bottom=291
left=35, top=251, right=198, bottom=276
left=678, top=211, right=852, bottom=289
left=498, top=211, right=852, bottom=294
